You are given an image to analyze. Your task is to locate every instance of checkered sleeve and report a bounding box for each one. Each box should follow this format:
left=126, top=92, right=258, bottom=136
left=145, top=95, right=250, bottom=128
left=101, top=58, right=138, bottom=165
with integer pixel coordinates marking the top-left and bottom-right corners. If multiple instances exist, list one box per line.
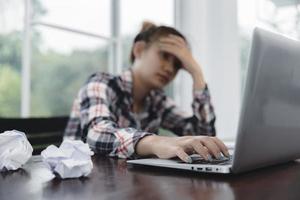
left=79, top=76, right=153, bottom=158
left=161, top=85, right=216, bottom=136
left=64, top=97, right=82, bottom=140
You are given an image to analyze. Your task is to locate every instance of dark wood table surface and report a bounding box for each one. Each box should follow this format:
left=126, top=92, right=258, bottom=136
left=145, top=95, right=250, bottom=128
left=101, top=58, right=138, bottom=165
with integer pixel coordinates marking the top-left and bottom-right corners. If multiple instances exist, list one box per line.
left=1, top=155, right=300, bottom=200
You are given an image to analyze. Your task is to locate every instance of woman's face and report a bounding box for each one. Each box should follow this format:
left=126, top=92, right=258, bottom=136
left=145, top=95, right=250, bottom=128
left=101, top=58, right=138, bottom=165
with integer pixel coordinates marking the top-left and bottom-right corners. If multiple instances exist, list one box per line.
left=138, top=42, right=180, bottom=89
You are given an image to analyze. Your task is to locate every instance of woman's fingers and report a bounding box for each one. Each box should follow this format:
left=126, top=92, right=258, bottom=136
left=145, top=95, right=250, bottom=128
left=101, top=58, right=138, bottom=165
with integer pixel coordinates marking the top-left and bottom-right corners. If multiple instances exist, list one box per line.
left=211, top=137, right=230, bottom=157
left=190, top=141, right=209, bottom=160
left=168, top=136, right=229, bottom=163
left=169, top=34, right=187, bottom=46
left=159, top=37, right=184, bottom=48
left=159, top=34, right=187, bottom=47
left=159, top=39, right=187, bottom=52
left=200, top=137, right=222, bottom=159
left=158, top=43, right=178, bottom=55
left=175, top=148, right=192, bottom=163
left=158, top=43, right=182, bottom=61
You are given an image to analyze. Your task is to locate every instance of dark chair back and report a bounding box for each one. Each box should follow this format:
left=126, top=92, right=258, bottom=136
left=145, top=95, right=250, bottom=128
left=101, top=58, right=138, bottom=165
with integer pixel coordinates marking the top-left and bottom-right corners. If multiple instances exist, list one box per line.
left=0, top=116, right=69, bottom=155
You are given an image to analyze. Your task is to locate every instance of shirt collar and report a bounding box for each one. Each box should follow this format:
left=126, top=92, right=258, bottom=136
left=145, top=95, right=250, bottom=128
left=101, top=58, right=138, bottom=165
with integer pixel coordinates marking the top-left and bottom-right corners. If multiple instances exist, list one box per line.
left=120, top=68, right=134, bottom=95
left=120, top=68, right=164, bottom=107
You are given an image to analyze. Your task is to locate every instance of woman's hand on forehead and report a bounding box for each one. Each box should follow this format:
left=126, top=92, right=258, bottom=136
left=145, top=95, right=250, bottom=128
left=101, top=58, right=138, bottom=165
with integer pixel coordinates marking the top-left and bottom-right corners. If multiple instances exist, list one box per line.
left=158, top=34, right=196, bottom=73
left=158, top=34, right=206, bottom=89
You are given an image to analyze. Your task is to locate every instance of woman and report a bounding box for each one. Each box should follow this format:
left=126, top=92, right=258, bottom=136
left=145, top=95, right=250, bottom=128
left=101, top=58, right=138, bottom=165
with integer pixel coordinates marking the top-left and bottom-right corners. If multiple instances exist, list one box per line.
left=64, top=22, right=229, bottom=163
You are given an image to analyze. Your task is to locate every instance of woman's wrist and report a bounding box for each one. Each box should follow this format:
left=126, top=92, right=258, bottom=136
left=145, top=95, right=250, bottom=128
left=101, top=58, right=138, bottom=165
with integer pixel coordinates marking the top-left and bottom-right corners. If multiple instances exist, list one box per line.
left=185, top=59, right=206, bottom=90
left=191, top=69, right=206, bottom=90
left=135, top=135, right=159, bottom=156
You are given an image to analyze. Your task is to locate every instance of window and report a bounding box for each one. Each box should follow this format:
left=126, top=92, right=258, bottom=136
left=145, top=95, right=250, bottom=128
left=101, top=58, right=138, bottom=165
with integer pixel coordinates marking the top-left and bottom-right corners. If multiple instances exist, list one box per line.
left=28, top=0, right=111, bottom=117
left=37, top=0, right=111, bottom=36
left=0, top=0, right=24, bottom=117
left=0, top=0, right=175, bottom=117
left=238, top=0, right=300, bottom=92
left=31, top=27, right=109, bottom=116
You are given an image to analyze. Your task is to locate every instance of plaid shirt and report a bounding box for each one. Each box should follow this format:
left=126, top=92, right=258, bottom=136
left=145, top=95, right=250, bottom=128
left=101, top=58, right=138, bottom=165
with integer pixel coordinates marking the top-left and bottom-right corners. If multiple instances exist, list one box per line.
left=64, top=69, right=216, bottom=158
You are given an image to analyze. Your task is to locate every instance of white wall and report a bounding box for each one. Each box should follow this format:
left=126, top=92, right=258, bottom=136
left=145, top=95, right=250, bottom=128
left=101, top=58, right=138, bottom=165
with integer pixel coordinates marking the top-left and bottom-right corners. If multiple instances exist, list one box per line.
left=174, top=0, right=240, bottom=140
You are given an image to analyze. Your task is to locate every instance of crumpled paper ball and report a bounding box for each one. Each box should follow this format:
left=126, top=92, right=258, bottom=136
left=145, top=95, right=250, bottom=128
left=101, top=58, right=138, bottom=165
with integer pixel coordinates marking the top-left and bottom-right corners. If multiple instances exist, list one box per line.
left=41, top=139, right=94, bottom=179
left=0, top=130, right=33, bottom=171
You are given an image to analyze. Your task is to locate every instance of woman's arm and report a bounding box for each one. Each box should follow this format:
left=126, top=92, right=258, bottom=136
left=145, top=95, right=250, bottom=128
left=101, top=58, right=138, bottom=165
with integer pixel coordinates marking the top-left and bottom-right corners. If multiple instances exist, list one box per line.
left=160, top=87, right=216, bottom=136
left=158, top=34, right=216, bottom=134
left=76, top=73, right=154, bottom=158
left=86, top=118, right=152, bottom=158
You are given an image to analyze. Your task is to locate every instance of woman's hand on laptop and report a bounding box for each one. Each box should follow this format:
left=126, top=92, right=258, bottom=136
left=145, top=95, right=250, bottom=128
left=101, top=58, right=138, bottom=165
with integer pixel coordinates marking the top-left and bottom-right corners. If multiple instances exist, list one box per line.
left=136, top=135, right=230, bottom=163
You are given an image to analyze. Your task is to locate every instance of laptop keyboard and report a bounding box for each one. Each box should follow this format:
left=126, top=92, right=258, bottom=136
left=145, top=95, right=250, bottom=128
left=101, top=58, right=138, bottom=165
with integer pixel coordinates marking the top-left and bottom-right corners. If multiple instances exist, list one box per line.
left=177, top=154, right=233, bottom=165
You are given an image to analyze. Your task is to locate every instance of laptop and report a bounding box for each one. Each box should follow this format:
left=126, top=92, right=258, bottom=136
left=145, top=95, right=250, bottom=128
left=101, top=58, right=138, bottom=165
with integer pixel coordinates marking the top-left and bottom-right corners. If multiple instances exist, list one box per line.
left=127, top=28, right=300, bottom=174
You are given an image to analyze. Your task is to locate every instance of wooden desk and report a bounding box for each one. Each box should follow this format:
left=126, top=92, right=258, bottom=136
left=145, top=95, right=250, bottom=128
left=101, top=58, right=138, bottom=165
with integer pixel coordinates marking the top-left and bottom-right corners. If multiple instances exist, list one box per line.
left=1, top=156, right=300, bottom=200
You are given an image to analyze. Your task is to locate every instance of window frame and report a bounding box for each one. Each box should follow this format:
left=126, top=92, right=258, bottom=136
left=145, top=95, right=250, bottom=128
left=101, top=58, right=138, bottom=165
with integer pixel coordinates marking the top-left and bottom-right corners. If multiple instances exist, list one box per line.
left=21, top=0, right=122, bottom=117
left=21, top=0, right=176, bottom=117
